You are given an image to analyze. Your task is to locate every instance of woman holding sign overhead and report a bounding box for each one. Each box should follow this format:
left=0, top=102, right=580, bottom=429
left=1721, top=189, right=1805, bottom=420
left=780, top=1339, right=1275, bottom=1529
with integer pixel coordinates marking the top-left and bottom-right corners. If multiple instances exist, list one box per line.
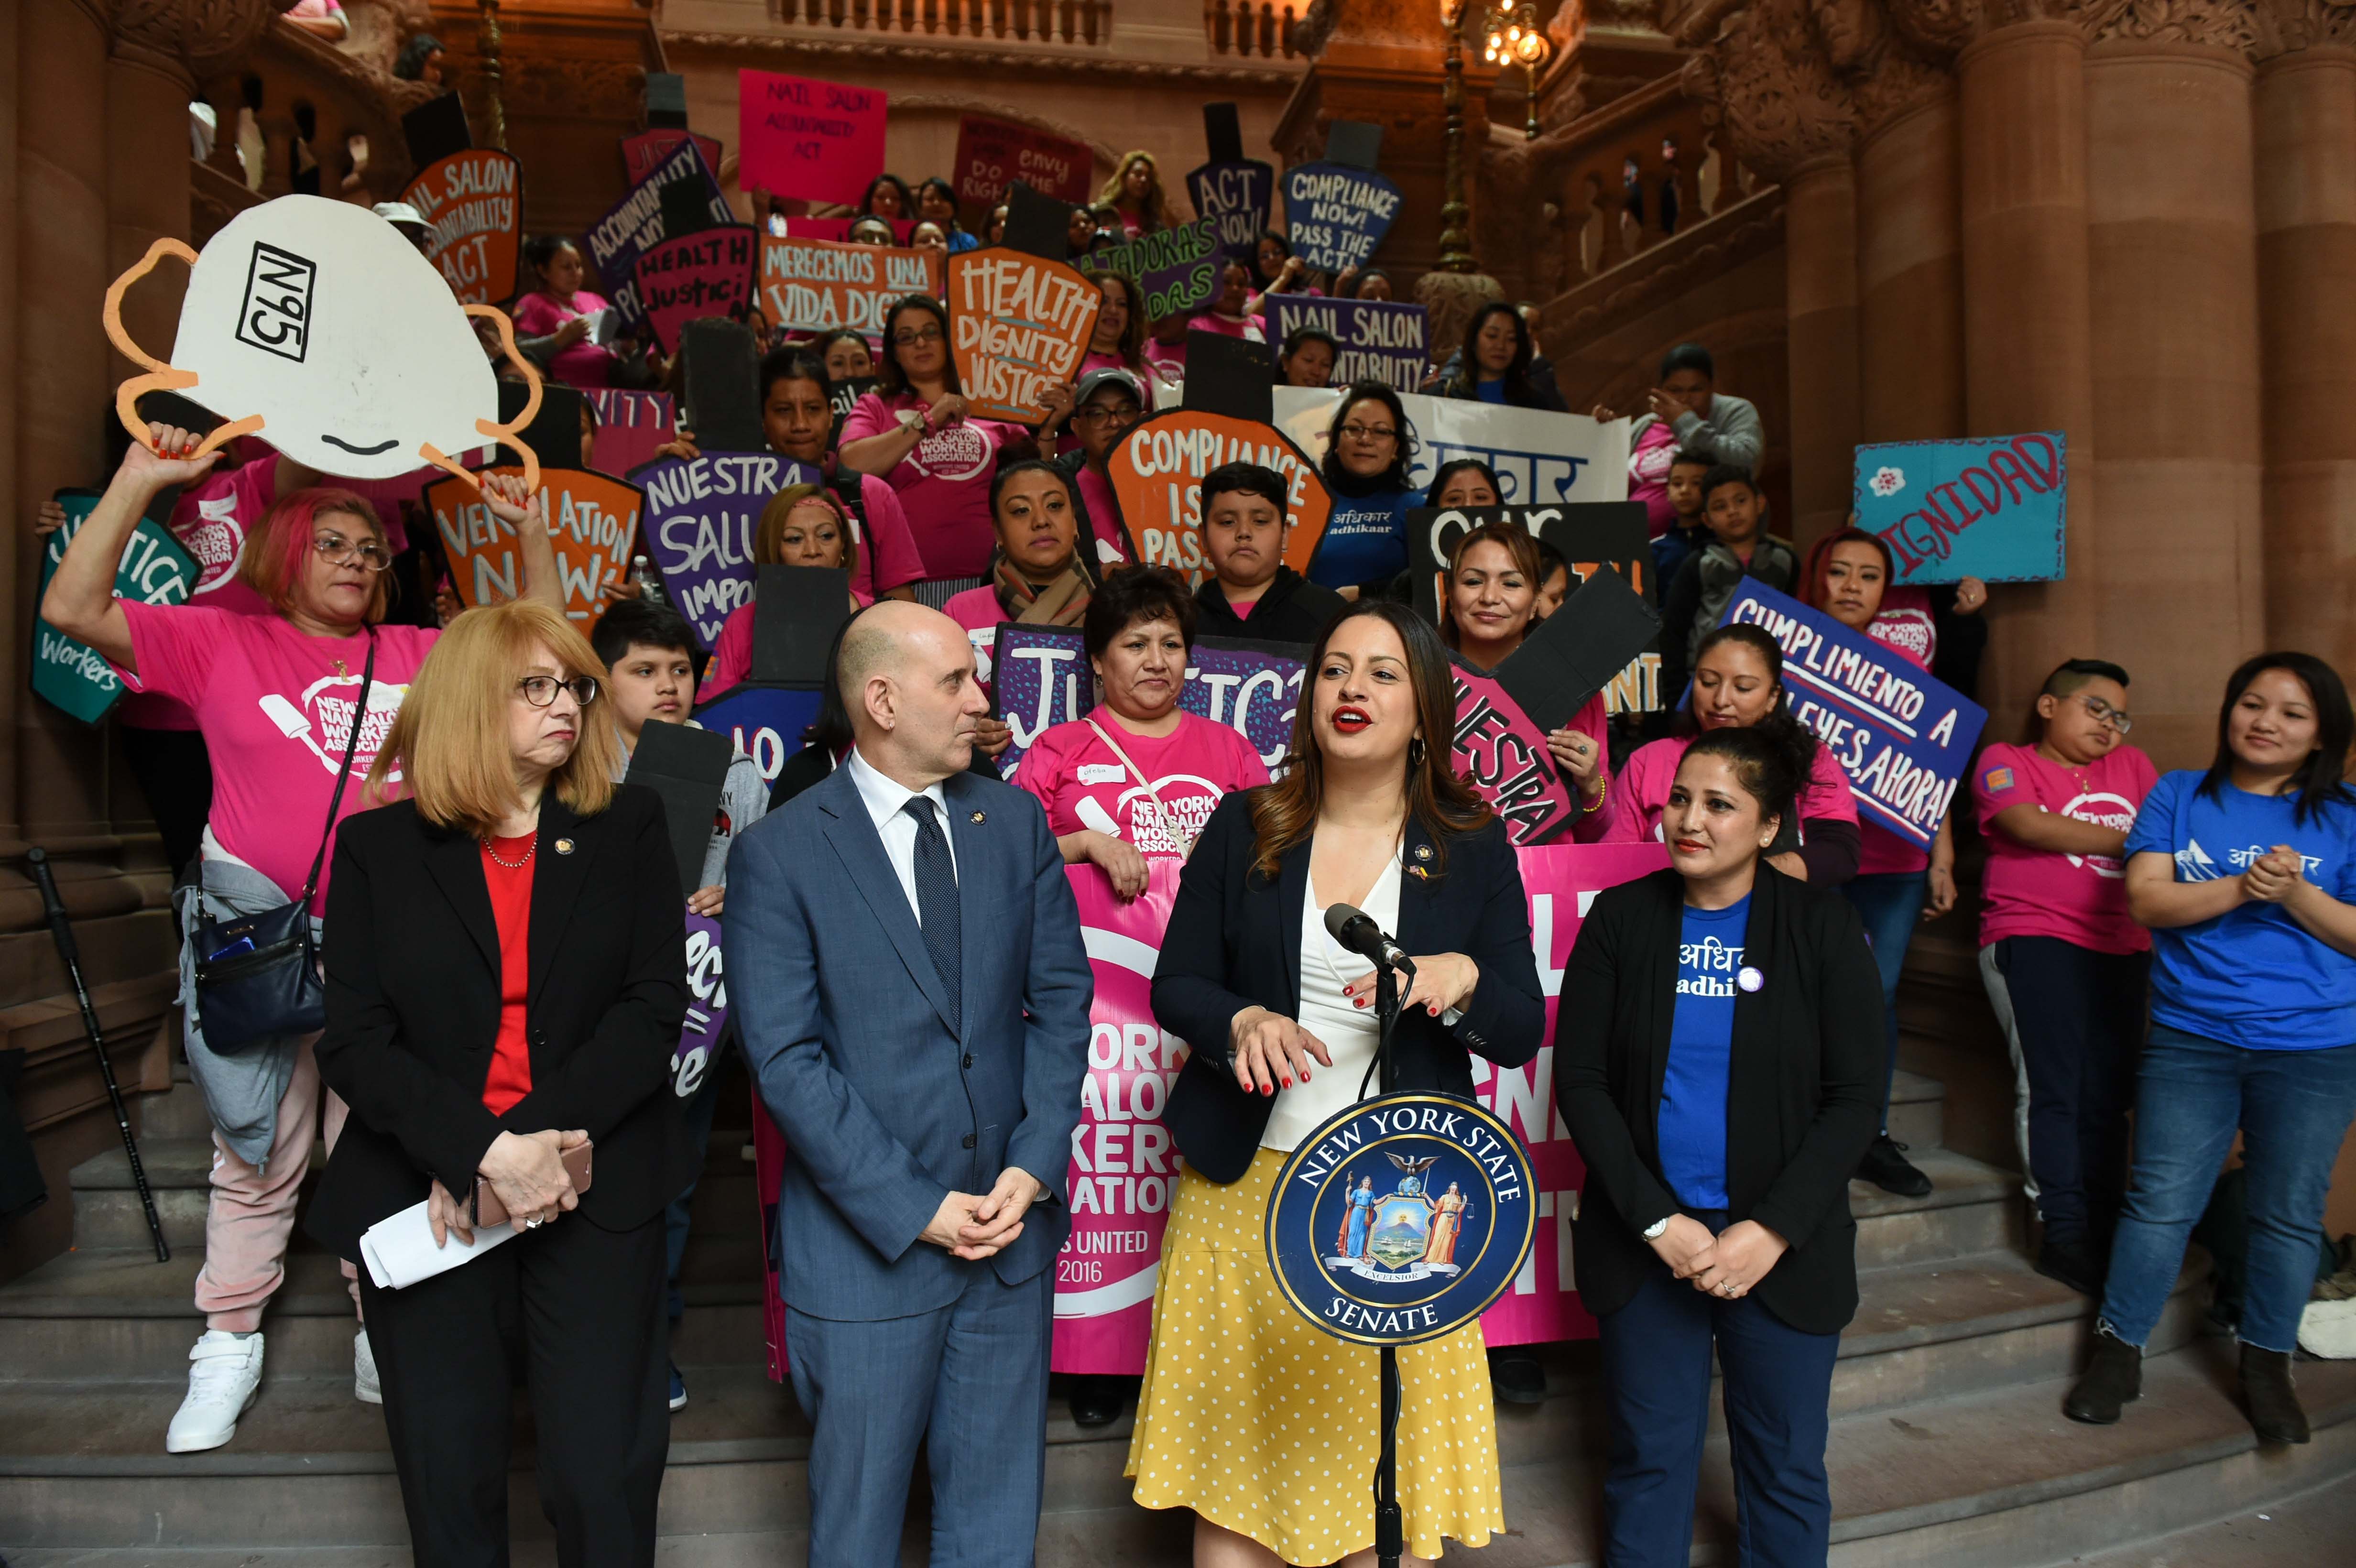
left=1131, top=599, right=1542, bottom=1566
left=1555, top=725, right=1882, bottom=1568
left=839, top=295, right=1060, bottom=602
left=1588, top=623, right=1862, bottom=887
left=43, top=426, right=568, bottom=1454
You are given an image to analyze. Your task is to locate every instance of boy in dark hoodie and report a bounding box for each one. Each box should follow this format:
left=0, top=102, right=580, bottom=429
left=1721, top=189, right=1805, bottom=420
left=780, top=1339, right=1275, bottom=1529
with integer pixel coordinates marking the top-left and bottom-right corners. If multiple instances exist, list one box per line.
left=1658, top=464, right=1798, bottom=702
left=1190, top=461, right=1346, bottom=646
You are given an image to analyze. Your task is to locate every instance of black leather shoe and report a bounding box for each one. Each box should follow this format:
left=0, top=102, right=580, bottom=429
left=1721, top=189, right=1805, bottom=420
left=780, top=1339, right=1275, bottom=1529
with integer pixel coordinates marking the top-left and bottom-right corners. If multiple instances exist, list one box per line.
left=1856, top=1135, right=1933, bottom=1198
left=1068, top=1373, right=1130, bottom=1428
left=2034, top=1238, right=2104, bottom=1298
left=1487, top=1346, right=1548, bottom=1406
left=2240, top=1344, right=2311, bottom=1445
left=2064, top=1325, right=2142, bottom=1425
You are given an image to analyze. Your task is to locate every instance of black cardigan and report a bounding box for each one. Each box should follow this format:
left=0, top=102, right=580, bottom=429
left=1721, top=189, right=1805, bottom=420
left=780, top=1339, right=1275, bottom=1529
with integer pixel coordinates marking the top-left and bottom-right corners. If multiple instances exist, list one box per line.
left=1192, top=568, right=1348, bottom=647
left=1551, top=865, right=1882, bottom=1334
left=306, top=786, right=691, bottom=1257
left=1151, top=791, right=1545, bottom=1183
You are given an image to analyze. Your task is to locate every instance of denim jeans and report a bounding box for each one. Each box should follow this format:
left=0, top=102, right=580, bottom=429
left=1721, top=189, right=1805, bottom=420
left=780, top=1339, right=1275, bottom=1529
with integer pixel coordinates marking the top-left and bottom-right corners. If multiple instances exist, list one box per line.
left=1984, top=937, right=2149, bottom=1247
left=1843, top=871, right=1926, bottom=1132
left=2098, top=1024, right=2356, bottom=1352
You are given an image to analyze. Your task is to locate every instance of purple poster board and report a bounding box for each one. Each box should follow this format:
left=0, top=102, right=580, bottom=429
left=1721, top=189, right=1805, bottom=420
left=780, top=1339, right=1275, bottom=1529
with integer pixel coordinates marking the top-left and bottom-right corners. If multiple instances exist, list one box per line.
left=991, top=625, right=1304, bottom=778
left=693, top=683, right=825, bottom=787
left=673, top=911, right=731, bottom=1099
left=1266, top=296, right=1430, bottom=391
left=629, top=451, right=818, bottom=652
left=1718, top=580, right=1987, bottom=849
left=583, top=136, right=734, bottom=330
left=1187, top=158, right=1275, bottom=262
left=1077, top=217, right=1223, bottom=318
left=1280, top=163, right=1404, bottom=273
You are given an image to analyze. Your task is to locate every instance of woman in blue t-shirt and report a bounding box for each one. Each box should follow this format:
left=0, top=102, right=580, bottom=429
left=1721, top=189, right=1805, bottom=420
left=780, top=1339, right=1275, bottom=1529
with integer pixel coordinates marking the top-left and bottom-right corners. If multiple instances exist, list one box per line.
left=1307, top=380, right=1421, bottom=594
left=1555, top=726, right=1883, bottom=1568
left=2068, top=653, right=2356, bottom=1446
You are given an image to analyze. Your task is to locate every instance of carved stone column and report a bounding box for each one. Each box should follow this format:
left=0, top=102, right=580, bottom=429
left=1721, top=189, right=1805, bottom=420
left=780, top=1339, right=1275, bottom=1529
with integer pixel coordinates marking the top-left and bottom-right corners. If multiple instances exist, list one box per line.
left=2086, top=21, right=2265, bottom=762
left=2254, top=42, right=2356, bottom=668
left=1957, top=17, right=2097, bottom=735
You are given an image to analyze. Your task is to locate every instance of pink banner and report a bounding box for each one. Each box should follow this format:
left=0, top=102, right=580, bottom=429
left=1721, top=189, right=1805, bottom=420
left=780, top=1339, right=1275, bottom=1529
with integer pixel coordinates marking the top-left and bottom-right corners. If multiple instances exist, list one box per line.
left=753, top=1099, right=790, bottom=1382
left=737, top=69, right=887, bottom=207
left=1451, top=659, right=1582, bottom=847
left=586, top=389, right=676, bottom=480
left=751, top=843, right=1668, bottom=1382
left=633, top=224, right=760, bottom=357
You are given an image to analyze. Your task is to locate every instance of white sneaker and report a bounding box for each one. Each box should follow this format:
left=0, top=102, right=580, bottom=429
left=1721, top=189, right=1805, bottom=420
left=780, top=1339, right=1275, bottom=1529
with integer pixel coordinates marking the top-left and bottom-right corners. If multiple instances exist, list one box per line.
left=354, top=1328, right=382, bottom=1405
left=165, top=1329, right=264, bottom=1453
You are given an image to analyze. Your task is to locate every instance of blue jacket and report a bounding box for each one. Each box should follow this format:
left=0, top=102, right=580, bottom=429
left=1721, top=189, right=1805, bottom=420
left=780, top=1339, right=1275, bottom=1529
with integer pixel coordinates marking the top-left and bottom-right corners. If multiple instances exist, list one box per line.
left=726, top=761, right=1093, bottom=1320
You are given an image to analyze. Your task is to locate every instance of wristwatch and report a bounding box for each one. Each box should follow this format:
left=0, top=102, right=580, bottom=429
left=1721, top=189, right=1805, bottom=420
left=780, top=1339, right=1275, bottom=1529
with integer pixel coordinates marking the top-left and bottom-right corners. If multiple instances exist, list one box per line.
left=1642, top=1216, right=1671, bottom=1241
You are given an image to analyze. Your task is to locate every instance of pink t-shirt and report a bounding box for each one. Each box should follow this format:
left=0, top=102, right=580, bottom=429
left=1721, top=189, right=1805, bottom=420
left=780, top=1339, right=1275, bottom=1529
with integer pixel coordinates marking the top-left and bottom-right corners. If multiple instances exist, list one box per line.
left=1855, top=630, right=1934, bottom=877
left=941, top=584, right=1007, bottom=690
left=1145, top=337, right=1189, bottom=377
left=838, top=392, right=1023, bottom=581
left=1591, top=732, right=1859, bottom=847
left=1973, top=740, right=2158, bottom=954
left=1074, top=463, right=1131, bottom=567
left=114, top=604, right=439, bottom=911
left=703, top=582, right=873, bottom=698
left=512, top=290, right=616, bottom=390
left=127, top=459, right=286, bottom=730
left=1868, top=587, right=1938, bottom=669
left=1014, top=709, right=1269, bottom=854
left=1629, top=418, right=1680, bottom=538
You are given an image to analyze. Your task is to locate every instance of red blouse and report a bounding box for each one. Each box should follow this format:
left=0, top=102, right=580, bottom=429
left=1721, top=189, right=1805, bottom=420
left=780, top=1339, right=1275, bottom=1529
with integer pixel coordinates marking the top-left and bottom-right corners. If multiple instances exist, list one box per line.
left=479, top=833, right=536, bottom=1114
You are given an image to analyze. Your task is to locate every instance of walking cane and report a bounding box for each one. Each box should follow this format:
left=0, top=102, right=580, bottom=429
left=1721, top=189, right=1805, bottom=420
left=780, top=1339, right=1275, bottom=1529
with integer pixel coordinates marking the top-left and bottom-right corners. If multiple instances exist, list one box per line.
left=26, top=847, right=170, bottom=1261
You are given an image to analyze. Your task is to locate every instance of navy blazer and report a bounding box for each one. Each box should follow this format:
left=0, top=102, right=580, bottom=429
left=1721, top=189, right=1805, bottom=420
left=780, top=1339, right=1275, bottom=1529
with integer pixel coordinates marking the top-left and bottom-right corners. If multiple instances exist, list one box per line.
left=1551, top=866, right=1882, bottom=1334
left=1151, top=791, right=1546, bottom=1183
left=726, top=760, right=1093, bottom=1321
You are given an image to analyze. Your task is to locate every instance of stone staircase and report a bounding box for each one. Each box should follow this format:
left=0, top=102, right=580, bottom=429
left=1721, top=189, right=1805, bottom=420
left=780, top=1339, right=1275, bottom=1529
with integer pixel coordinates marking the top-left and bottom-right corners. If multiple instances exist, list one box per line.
left=3, top=1052, right=2353, bottom=1566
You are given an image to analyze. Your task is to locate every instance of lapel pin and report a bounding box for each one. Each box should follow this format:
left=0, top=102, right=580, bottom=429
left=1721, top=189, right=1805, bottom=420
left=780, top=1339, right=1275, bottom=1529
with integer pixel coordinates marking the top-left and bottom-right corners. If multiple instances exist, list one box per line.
left=1413, top=843, right=1432, bottom=861
left=1737, top=966, right=1763, bottom=993
left=554, top=838, right=575, bottom=855
left=971, top=810, right=986, bottom=824
left=1408, top=865, right=1431, bottom=881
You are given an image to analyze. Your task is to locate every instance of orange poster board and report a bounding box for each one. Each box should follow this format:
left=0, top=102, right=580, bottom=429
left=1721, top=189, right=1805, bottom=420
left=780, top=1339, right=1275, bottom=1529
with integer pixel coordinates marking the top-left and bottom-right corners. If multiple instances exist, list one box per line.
left=943, top=249, right=1101, bottom=423
left=426, top=466, right=643, bottom=631
left=759, top=235, right=941, bottom=336
left=401, top=149, right=524, bottom=306
left=1103, top=410, right=1331, bottom=587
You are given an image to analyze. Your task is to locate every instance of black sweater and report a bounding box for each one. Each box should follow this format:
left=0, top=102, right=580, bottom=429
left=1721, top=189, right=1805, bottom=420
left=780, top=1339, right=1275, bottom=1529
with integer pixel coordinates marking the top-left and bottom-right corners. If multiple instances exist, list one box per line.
left=1192, top=567, right=1347, bottom=648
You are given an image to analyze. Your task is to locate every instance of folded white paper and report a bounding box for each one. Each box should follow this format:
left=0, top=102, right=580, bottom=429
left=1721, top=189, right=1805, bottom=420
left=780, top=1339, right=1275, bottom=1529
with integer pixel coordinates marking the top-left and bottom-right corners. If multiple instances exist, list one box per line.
left=360, top=1199, right=520, bottom=1289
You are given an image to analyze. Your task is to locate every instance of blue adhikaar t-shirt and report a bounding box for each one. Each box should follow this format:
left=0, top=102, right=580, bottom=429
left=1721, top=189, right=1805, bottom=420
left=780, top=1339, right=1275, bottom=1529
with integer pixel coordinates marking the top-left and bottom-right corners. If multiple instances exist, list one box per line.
left=1307, top=485, right=1417, bottom=589
left=2123, top=771, right=2356, bottom=1051
left=1658, top=894, right=1749, bottom=1209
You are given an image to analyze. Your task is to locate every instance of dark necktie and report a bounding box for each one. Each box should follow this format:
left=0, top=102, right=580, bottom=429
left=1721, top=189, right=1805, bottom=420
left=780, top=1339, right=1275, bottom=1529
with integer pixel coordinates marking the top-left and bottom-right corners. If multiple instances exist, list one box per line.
left=902, top=795, right=960, bottom=1030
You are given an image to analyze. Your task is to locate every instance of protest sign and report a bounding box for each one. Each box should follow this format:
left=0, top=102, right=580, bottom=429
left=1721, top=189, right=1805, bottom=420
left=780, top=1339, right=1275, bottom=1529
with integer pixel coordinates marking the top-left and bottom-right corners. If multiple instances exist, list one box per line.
left=632, top=222, right=759, bottom=356
left=750, top=565, right=852, bottom=684
left=672, top=912, right=730, bottom=1102
left=828, top=375, right=878, bottom=430
left=1185, top=102, right=1275, bottom=261
left=1103, top=409, right=1331, bottom=585
left=587, top=388, right=676, bottom=479
left=943, top=248, right=1100, bottom=422
left=402, top=92, right=471, bottom=168
left=1266, top=296, right=1429, bottom=392
left=1076, top=218, right=1223, bottom=319
left=400, top=148, right=523, bottom=306
left=952, top=114, right=1093, bottom=207
left=1281, top=163, right=1405, bottom=273
left=1273, top=388, right=1631, bottom=508
left=627, top=718, right=735, bottom=895
left=759, top=234, right=939, bottom=336
left=781, top=216, right=914, bottom=244
left=752, top=1097, right=791, bottom=1380
left=1720, top=580, right=1988, bottom=849
left=623, top=128, right=722, bottom=187
left=1451, top=658, right=1583, bottom=845
left=33, top=490, right=199, bottom=724
left=990, top=625, right=1303, bottom=778
left=1854, top=432, right=2066, bottom=584
left=692, top=683, right=825, bottom=784
left=676, top=318, right=769, bottom=455
left=736, top=69, right=886, bottom=207
left=426, top=466, right=643, bottom=630
left=630, top=451, right=818, bottom=651
left=1494, top=569, right=1662, bottom=732
left=582, top=137, right=733, bottom=329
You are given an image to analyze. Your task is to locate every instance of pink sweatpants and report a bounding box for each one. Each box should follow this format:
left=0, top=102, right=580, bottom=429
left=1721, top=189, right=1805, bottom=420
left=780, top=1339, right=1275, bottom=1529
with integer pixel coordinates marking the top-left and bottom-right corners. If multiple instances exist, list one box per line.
left=195, top=1034, right=362, bottom=1332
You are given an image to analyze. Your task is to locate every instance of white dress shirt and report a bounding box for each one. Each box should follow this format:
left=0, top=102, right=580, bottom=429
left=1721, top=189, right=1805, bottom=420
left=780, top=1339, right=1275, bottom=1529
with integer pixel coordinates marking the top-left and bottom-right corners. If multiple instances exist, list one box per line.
left=1262, top=851, right=1403, bottom=1153
left=845, top=745, right=959, bottom=925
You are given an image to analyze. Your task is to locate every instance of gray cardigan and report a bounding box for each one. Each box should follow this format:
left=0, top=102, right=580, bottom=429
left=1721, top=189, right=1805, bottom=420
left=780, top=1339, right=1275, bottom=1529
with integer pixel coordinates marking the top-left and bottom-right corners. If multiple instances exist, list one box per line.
left=1638, top=391, right=1765, bottom=476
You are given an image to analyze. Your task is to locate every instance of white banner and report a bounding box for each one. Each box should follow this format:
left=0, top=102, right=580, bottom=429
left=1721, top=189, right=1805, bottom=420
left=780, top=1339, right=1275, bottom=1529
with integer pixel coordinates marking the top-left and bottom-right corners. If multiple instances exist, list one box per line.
left=1270, top=387, right=1631, bottom=510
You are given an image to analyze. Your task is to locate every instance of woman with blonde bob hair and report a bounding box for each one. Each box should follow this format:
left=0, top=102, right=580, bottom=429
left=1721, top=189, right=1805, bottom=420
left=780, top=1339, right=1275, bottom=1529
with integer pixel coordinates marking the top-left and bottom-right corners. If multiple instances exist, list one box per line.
left=1129, top=600, right=1545, bottom=1566
left=310, top=598, right=690, bottom=1568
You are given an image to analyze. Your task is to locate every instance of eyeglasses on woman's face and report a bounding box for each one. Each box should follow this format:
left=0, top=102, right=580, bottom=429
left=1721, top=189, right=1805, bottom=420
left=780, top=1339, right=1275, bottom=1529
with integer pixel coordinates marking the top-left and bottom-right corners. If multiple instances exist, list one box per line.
left=515, top=675, right=600, bottom=708
left=891, top=323, right=945, bottom=348
left=313, top=530, right=391, bottom=573
left=1339, top=423, right=1397, bottom=443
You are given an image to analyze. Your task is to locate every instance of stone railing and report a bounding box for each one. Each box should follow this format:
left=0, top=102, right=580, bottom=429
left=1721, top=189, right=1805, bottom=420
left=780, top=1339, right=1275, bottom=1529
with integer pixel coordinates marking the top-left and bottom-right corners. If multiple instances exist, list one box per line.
left=193, top=12, right=440, bottom=208
left=769, top=0, right=1115, bottom=46
left=1205, top=0, right=1309, bottom=58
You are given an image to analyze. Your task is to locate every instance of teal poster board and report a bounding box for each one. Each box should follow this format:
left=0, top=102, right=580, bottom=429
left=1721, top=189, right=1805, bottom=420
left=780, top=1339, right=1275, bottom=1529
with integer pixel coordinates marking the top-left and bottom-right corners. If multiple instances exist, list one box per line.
left=33, top=490, right=200, bottom=724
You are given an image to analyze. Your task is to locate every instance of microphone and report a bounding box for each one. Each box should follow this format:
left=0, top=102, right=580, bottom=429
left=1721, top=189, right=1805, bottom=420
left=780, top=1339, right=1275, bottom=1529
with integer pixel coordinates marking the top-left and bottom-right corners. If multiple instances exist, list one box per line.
left=1324, top=904, right=1415, bottom=977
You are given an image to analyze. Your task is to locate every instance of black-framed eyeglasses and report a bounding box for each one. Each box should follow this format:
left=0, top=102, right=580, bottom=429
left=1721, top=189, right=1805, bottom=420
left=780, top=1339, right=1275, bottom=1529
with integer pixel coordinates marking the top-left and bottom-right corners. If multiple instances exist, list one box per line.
left=1074, top=404, right=1140, bottom=425
left=891, top=325, right=944, bottom=347
left=516, top=675, right=600, bottom=708
left=2077, top=693, right=2133, bottom=733
left=1339, top=423, right=1398, bottom=442
left=313, top=531, right=391, bottom=573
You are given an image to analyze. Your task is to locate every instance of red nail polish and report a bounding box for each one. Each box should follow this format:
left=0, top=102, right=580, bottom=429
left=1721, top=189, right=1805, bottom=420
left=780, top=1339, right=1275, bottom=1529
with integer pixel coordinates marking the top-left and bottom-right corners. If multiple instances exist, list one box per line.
left=1281, top=1077, right=1293, bottom=1089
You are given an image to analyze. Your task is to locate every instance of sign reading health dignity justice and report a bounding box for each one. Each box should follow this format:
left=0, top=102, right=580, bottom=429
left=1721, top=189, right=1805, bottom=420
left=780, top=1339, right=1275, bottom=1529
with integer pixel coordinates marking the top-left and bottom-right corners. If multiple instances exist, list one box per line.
left=1853, top=432, right=2067, bottom=584
left=944, top=249, right=1102, bottom=423
left=1718, top=580, right=1987, bottom=849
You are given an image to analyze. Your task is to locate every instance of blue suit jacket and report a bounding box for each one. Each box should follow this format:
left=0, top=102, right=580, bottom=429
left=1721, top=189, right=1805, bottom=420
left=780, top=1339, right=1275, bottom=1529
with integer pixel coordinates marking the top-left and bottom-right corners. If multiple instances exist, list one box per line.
left=726, top=760, right=1093, bottom=1321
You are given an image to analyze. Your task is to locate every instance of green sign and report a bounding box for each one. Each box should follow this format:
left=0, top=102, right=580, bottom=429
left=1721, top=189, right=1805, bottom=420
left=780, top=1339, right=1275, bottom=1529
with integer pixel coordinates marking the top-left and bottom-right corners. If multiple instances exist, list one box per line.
left=32, top=490, right=199, bottom=724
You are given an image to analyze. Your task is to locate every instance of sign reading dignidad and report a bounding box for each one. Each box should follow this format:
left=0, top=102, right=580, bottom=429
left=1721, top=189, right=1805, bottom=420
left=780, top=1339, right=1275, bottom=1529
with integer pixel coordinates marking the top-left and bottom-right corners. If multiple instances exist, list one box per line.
left=1853, top=432, right=2066, bottom=584
left=1719, top=580, right=1987, bottom=849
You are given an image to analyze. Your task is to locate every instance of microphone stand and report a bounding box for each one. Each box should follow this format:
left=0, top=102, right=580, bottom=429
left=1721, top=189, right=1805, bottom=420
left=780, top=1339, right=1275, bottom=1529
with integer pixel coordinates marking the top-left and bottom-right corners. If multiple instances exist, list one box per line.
left=1373, top=955, right=1404, bottom=1568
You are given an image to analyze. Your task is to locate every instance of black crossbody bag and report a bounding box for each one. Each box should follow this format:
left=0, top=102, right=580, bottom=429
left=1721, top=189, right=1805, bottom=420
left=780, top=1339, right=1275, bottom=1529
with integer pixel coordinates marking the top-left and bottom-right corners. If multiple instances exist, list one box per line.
left=191, top=635, right=377, bottom=1054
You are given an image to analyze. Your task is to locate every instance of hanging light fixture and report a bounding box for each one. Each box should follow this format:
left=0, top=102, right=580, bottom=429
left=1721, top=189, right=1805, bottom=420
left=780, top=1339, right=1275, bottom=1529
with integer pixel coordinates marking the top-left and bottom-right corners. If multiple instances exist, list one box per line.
left=1483, top=3, right=1550, bottom=141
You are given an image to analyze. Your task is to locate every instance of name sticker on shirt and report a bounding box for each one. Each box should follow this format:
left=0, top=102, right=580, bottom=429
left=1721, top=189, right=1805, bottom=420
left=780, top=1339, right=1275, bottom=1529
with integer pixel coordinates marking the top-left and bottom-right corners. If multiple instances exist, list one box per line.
left=1266, top=1092, right=1536, bottom=1346
left=1076, top=762, right=1127, bottom=785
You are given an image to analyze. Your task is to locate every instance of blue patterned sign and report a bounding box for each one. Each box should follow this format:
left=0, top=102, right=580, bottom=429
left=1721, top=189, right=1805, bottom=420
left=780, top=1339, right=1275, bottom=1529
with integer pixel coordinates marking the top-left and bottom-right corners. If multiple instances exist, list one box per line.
left=1267, top=1093, right=1536, bottom=1346
left=1852, top=432, right=2066, bottom=584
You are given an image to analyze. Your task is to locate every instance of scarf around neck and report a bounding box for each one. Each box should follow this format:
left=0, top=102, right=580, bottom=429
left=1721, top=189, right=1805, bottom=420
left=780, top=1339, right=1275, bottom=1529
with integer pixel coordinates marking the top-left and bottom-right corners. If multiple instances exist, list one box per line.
left=993, top=551, right=1092, bottom=625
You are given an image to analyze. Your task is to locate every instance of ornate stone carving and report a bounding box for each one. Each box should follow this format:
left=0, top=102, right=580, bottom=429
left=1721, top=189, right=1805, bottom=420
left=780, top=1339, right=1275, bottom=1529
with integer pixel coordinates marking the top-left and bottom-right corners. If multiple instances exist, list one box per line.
left=2086, top=0, right=2269, bottom=49
left=1689, top=0, right=1859, bottom=180
left=2262, top=0, right=2356, bottom=52
left=111, top=0, right=282, bottom=83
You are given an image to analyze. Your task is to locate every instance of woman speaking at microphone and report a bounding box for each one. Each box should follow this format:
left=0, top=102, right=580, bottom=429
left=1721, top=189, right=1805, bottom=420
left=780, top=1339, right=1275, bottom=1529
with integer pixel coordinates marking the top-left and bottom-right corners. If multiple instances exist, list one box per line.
left=1129, top=600, right=1545, bottom=1567
left=1555, top=727, right=1882, bottom=1567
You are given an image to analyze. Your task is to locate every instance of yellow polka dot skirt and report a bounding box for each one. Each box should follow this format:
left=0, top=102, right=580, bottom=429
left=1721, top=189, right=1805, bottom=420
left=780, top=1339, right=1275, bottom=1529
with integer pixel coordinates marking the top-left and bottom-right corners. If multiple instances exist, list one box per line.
left=1124, top=1148, right=1505, bottom=1566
